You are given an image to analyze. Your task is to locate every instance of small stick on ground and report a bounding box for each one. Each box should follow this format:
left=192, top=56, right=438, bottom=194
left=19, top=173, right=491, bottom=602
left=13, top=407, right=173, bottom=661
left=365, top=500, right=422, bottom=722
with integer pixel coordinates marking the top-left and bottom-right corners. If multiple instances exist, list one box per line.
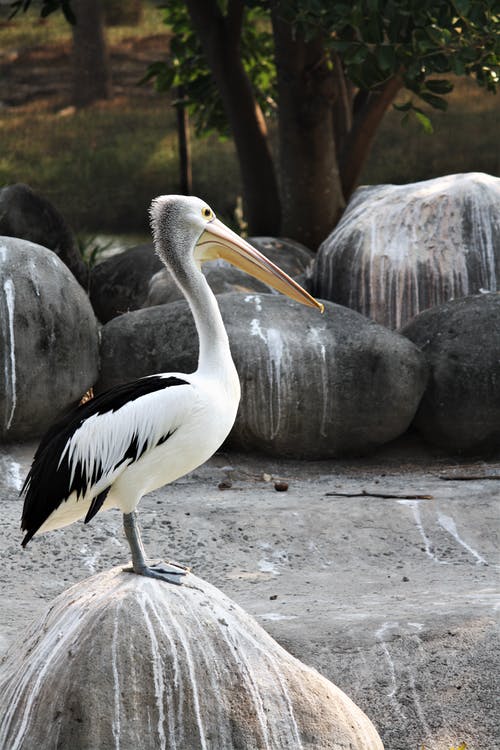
left=325, top=490, right=434, bottom=500
left=438, top=474, right=500, bottom=481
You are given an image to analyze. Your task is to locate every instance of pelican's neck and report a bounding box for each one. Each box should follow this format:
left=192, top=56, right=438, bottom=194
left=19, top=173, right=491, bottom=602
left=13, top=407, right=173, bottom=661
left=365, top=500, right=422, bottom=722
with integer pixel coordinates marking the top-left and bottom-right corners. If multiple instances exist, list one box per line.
left=177, top=262, right=236, bottom=380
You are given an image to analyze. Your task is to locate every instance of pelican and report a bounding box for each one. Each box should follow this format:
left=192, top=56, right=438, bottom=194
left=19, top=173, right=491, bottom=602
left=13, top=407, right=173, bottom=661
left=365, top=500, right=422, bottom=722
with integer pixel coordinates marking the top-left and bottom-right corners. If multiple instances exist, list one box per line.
left=21, top=195, right=323, bottom=584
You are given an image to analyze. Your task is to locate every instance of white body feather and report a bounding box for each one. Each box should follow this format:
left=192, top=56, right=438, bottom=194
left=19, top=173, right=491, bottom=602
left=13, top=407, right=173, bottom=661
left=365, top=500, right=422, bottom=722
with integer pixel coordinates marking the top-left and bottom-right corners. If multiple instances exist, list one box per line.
left=38, top=368, right=240, bottom=534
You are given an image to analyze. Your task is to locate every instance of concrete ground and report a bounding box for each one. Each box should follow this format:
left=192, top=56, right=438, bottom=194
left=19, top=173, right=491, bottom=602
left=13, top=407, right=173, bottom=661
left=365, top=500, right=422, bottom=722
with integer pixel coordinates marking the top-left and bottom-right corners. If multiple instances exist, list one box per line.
left=0, top=434, right=498, bottom=750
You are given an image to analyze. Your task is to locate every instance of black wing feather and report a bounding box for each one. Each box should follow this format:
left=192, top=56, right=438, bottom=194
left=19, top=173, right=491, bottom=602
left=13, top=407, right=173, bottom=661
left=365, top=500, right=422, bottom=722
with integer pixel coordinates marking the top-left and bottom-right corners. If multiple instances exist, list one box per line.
left=84, top=487, right=110, bottom=524
left=21, top=376, right=187, bottom=545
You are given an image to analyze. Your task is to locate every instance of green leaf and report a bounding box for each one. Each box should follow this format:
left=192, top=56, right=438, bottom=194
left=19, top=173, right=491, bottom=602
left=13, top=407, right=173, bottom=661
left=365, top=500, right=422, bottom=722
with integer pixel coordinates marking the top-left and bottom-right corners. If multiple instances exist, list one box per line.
left=419, top=92, right=448, bottom=110
left=453, top=0, right=471, bottom=15
left=450, top=56, right=466, bottom=76
left=425, top=78, right=453, bottom=94
left=393, top=100, right=413, bottom=112
left=376, top=45, right=396, bottom=71
left=344, top=45, right=368, bottom=65
left=413, top=109, right=434, bottom=133
left=61, top=0, right=76, bottom=25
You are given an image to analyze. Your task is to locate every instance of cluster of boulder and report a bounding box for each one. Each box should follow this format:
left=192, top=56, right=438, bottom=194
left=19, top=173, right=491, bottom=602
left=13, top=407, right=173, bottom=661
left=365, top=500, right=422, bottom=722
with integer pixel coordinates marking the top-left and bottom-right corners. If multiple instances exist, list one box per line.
left=1, top=173, right=499, bottom=458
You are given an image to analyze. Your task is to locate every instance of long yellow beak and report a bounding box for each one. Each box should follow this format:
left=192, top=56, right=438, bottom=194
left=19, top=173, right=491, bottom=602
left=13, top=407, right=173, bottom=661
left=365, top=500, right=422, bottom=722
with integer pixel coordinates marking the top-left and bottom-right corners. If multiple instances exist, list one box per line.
left=195, top=218, right=324, bottom=312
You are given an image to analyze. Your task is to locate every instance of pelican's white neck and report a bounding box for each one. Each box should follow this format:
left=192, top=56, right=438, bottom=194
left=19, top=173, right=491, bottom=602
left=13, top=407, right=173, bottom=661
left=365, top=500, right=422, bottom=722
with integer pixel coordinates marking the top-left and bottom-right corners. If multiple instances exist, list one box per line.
left=178, top=264, right=238, bottom=383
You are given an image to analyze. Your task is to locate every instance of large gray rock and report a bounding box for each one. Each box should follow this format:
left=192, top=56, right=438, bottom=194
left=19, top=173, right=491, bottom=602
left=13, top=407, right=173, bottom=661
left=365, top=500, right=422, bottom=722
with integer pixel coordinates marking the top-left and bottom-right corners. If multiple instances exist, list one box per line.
left=247, top=236, right=314, bottom=279
left=312, top=173, right=500, bottom=329
left=0, top=236, right=99, bottom=440
left=98, top=293, right=428, bottom=458
left=0, top=183, right=89, bottom=288
left=98, top=299, right=198, bottom=387
left=401, top=293, right=500, bottom=454
left=145, top=259, right=272, bottom=308
left=89, top=242, right=163, bottom=322
left=144, top=236, right=315, bottom=308
left=0, top=568, right=384, bottom=750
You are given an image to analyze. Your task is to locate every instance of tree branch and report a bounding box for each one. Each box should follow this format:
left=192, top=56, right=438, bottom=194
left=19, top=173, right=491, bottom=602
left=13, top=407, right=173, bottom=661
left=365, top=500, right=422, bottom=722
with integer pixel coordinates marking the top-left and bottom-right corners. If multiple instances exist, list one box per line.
left=331, top=53, right=352, bottom=162
left=339, top=74, right=403, bottom=200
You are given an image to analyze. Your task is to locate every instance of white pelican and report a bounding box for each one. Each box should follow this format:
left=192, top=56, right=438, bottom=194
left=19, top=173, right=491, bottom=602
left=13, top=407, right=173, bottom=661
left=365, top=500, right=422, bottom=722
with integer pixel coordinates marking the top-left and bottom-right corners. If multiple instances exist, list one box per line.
left=21, top=195, right=323, bottom=584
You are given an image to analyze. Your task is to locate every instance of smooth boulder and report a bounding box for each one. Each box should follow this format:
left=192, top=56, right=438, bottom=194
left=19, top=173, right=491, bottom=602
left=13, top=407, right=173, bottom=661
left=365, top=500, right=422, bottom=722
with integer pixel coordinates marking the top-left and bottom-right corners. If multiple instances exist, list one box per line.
left=144, top=236, right=315, bottom=308
left=0, top=183, right=88, bottom=288
left=145, top=259, right=272, bottom=307
left=89, top=242, right=163, bottom=322
left=0, top=568, right=384, bottom=750
left=401, top=293, right=500, bottom=454
left=98, top=293, right=428, bottom=458
left=0, top=236, right=99, bottom=440
left=312, top=172, right=500, bottom=329
left=247, top=236, right=314, bottom=278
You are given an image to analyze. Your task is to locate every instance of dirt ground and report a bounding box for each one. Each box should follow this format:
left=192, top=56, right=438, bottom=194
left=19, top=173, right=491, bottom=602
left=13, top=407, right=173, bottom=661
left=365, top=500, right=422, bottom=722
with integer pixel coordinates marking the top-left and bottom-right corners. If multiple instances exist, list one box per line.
left=0, top=434, right=499, bottom=750
left=0, top=25, right=167, bottom=109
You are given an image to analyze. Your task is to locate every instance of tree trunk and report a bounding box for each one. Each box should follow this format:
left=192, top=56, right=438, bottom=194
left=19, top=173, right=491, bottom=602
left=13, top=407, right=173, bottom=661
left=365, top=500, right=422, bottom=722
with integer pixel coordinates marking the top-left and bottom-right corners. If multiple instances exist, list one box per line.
left=339, top=75, right=403, bottom=200
left=186, top=0, right=281, bottom=236
left=270, top=4, right=345, bottom=249
left=72, top=0, right=112, bottom=108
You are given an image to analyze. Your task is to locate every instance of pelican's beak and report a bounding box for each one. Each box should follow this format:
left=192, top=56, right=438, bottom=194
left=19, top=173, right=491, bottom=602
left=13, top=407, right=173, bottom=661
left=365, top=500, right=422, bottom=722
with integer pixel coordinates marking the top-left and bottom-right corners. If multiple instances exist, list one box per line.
left=195, top=218, right=324, bottom=312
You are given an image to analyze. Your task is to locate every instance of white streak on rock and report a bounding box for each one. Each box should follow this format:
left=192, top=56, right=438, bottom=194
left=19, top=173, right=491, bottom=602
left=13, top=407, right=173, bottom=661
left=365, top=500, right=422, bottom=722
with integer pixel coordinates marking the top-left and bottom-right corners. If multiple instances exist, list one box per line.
left=218, top=622, right=272, bottom=750
left=307, top=327, right=330, bottom=437
left=249, top=321, right=285, bottom=439
left=408, top=670, right=432, bottom=741
left=137, top=593, right=167, bottom=750
left=398, top=499, right=446, bottom=564
left=375, top=622, right=407, bottom=721
left=258, top=558, right=281, bottom=576
left=3, top=278, right=17, bottom=430
left=250, top=318, right=266, bottom=342
left=245, top=294, right=262, bottom=311
left=437, top=513, right=488, bottom=565
left=161, top=597, right=208, bottom=750
left=111, top=605, right=122, bottom=750
left=259, top=613, right=298, bottom=622
left=147, top=594, right=182, bottom=750
left=0, top=456, right=23, bottom=491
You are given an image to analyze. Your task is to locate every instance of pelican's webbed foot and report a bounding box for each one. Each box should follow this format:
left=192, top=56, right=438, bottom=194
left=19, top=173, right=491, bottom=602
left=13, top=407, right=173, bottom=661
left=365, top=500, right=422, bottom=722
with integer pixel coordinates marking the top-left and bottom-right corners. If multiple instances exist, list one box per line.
left=125, top=561, right=189, bottom=585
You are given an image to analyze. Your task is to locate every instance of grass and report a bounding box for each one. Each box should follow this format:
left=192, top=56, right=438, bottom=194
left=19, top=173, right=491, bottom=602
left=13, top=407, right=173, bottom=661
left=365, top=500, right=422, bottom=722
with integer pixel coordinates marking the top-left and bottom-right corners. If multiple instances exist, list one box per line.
left=363, top=77, right=500, bottom=186
left=0, top=100, right=242, bottom=232
left=0, top=4, right=498, bottom=234
left=0, top=3, right=163, bottom=49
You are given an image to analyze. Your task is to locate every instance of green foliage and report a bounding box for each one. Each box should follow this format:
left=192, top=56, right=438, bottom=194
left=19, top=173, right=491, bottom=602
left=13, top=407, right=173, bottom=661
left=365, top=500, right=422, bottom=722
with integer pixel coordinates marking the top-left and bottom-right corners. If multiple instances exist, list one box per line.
left=143, top=2, right=276, bottom=138
left=9, top=0, right=76, bottom=24
left=145, top=0, right=499, bottom=138
left=77, top=235, right=114, bottom=269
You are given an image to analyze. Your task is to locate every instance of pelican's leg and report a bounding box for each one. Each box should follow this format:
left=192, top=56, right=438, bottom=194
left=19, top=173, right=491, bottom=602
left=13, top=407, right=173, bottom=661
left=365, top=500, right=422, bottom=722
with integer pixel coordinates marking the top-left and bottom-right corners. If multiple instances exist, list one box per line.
left=122, top=511, right=188, bottom=585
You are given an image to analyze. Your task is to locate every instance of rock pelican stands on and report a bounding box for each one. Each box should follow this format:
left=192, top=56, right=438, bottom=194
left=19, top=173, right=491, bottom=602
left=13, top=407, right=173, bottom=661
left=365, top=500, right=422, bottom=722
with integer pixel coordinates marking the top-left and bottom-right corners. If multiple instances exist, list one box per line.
left=20, top=195, right=323, bottom=583
left=0, top=568, right=384, bottom=750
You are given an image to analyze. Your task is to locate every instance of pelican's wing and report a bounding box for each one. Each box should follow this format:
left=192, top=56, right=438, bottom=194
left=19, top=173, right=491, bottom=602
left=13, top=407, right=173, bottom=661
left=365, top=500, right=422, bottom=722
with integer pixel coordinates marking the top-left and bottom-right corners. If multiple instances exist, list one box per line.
left=21, top=375, right=192, bottom=545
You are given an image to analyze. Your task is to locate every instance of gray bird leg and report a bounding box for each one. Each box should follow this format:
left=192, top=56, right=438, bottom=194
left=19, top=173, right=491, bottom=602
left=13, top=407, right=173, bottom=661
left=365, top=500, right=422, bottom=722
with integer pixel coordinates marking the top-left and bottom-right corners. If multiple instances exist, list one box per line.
left=122, top=511, right=188, bottom=585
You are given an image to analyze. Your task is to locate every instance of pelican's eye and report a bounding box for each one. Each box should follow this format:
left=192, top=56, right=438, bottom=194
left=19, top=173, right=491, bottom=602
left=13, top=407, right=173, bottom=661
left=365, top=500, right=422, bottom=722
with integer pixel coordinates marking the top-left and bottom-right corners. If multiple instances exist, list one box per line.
left=201, top=207, right=214, bottom=220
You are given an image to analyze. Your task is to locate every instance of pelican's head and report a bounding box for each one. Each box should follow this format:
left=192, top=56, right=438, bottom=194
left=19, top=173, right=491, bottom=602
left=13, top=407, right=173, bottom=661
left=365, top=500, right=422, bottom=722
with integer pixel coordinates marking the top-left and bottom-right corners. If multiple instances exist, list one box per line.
left=150, top=194, right=323, bottom=312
